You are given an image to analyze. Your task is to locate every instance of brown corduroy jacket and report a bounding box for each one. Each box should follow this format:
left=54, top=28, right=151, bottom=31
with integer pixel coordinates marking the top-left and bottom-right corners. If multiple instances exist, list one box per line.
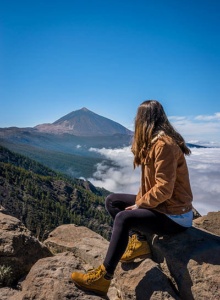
left=135, top=134, right=193, bottom=215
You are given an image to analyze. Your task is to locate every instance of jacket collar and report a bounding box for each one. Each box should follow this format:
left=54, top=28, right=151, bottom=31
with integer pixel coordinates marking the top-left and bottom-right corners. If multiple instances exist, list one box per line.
left=151, top=130, right=165, bottom=144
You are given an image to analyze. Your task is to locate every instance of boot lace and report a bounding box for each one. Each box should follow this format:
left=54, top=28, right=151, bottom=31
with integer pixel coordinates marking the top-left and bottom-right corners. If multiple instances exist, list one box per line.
left=86, top=265, right=105, bottom=284
left=125, top=235, right=138, bottom=256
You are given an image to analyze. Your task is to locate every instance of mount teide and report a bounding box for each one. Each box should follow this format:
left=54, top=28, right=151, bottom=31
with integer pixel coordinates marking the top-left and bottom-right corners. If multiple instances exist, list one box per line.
left=0, top=108, right=133, bottom=178
left=35, top=107, right=132, bottom=136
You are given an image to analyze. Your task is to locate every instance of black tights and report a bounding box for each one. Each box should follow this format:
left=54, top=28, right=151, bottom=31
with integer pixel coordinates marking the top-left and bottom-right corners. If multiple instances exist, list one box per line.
left=103, top=193, right=187, bottom=274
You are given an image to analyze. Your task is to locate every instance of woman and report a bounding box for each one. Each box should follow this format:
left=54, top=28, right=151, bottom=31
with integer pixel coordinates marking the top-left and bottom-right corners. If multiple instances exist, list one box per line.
left=71, top=100, right=193, bottom=296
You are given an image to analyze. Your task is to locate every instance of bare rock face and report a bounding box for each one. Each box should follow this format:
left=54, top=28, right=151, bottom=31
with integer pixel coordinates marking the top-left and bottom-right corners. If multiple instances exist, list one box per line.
left=3, top=226, right=119, bottom=300
left=42, top=215, right=220, bottom=299
left=0, top=210, right=220, bottom=300
left=0, top=287, right=17, bottom=300
left=42, top=224, right=183, bottom=298
left=149, top=226, right=220, bottom=300
left=115, top=258, right=180, bottom=299
left=44, top=224, right=109, bottom=268
left=0, top=212, right=52, bottom=286
left=9, top=252, right=108, bottom=300
left=193, top=211, right=220, bottom=236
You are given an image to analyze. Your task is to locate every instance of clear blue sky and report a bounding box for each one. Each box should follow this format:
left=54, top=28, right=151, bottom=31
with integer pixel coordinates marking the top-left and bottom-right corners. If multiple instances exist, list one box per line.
left=0, top=0, right=220, bottom=143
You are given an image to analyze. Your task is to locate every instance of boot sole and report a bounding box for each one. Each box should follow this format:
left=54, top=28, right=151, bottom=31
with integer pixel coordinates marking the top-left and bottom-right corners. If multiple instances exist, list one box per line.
left=72, top=281, right=108, bottom=297
left=120, top=253, right=150, bottom=263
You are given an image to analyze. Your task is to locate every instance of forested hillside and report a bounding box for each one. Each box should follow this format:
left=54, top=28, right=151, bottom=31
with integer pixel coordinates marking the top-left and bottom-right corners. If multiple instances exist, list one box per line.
left=0, top=129, right=132, bottom=178
left=0, top=145, right=112, bottom=240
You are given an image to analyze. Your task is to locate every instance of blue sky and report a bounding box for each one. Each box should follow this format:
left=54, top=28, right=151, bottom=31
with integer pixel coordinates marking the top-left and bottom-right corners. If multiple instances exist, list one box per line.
left=1, top=0, right=220, bottom=144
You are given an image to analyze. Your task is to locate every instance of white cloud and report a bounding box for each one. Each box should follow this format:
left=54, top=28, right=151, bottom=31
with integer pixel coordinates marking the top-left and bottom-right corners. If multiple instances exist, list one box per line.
left=89, top=146, right=220, bottom=216
left=168, top=114, right=220, bottom=146
left=89, top=146, right=140, bottom=194
left=195, top=113, right=220, bottom=121
left=186, top=148, right=220, bottom=215
left=168, top=116, right=188, bottom=121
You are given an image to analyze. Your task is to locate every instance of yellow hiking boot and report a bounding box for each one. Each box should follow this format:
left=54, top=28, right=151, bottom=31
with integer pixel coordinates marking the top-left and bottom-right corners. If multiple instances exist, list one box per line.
left=120, top=234, right=151, bottom=263
left=71, top=264, right=111, bottom=296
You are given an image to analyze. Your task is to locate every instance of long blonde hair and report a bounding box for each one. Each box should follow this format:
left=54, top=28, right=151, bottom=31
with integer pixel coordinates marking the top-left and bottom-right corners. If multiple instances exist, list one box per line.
left=132, top=100, right=191, bottom=167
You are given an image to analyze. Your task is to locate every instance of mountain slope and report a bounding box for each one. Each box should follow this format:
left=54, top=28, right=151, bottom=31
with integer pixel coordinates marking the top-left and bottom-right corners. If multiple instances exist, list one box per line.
left=0, top=108, right=133, bottom=178
left=35, top=107, right=133, bottom=136
left=0, top=145, right=112, bottom=240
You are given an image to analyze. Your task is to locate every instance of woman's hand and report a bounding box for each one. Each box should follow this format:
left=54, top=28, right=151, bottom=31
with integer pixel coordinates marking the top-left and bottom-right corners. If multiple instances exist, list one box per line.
left=125, top=204, right=139, bottom=210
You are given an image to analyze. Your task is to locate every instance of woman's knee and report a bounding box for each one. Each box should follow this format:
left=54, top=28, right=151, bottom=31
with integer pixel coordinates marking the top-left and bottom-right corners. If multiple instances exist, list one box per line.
left=114, top=210, right=131, bottom=228
left=105, top=193, right=114, bottom=212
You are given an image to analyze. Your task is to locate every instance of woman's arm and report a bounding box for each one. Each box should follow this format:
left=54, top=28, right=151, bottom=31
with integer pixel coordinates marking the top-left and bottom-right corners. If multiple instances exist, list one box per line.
left=136, top=141, right=178, bottom=209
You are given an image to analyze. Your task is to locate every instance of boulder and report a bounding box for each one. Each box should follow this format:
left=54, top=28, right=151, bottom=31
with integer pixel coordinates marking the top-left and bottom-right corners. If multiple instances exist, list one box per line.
left=193, top=211, right=220, bottom=236
left=115, top=258, right=180, bottom=299
left=9, top=252, right=112, bottom=300
left=0, top=210, right=219, bottom=300
left=40, top=215, right=220, bottom=299
left=44, top=224, right=109, bottom=268
left=0, top=287, right=17, bottom=300
left=43, top=224, right=185, bottom=298
left=148, top=226, right=220, bottom=300
left=0, top=211, right=52, bottom=286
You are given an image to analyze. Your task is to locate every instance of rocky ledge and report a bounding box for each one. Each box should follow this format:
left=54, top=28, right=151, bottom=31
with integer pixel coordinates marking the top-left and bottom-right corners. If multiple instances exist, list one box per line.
left=0, top=207, right=219, bottom=300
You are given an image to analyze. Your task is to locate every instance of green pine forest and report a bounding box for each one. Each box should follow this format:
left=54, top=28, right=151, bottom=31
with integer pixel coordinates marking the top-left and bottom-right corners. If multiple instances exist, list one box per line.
left=0, top=145, right=112, bottom=240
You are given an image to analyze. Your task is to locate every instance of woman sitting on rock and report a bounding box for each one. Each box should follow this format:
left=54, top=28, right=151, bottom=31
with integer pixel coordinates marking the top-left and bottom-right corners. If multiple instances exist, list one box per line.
left=71, top=100, right=193, bottom=296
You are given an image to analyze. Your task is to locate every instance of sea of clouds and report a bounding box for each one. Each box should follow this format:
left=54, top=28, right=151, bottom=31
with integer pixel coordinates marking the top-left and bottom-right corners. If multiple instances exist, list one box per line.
left=88, top=146, right=220, bottom=216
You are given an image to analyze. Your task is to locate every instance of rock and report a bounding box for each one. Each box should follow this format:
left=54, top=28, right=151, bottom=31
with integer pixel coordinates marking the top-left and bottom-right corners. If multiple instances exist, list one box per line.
left=2, top=224, right=179, bottom=300
left=41, top=225, right=187, bottom=299
left=192, top=206, right=202, bottom=219
left=0, top=287, right=18, bottom=300
left=43, top=224, right=120, bottom=299
left=9, top=252, right=108, bottom=300
left=0, top=212, right=52, bottom=286
left=116, top=258, right=180, bottom=299
left=44, top=224, right=109, bottom=268
left=0, top=205, right=7, bottom=213
left=193, top=211, right=220, bottom=236
left=149, top=226, right=220, bottom=300
left=1, top=211, right=220, bottom=300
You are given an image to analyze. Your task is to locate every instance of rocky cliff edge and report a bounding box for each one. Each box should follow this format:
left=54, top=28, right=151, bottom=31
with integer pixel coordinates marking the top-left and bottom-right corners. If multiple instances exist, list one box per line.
left=0, top=206, right=219, bottom=300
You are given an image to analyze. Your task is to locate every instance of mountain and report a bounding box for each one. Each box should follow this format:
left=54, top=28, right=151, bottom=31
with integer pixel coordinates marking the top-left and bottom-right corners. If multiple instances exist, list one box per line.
left=0, top=108, right=133, bottom=178
left=35, top=107, right=133, bottom=136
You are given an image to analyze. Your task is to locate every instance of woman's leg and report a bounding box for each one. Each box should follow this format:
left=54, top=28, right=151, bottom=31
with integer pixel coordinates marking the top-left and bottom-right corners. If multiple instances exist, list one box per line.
left=105, top=193, right=146, bottom=239
left=105, top=193, right=136, bottom=219
left=71, top=203, right=186, bottom=296
left=104, top=208, right=186, bottom=274
left=70, top=194, right=137, bottom=296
